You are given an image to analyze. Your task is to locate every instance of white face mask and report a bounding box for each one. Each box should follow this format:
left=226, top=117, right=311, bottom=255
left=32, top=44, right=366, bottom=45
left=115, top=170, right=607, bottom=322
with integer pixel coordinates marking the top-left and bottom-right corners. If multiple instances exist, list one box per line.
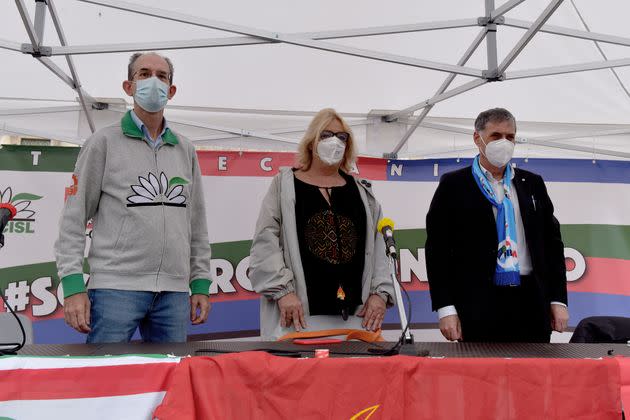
left=480, top=136, right=515, bottom=168
left=316, top=136, right=346, bottom=166
left=134, top=77, right=169, bottom=112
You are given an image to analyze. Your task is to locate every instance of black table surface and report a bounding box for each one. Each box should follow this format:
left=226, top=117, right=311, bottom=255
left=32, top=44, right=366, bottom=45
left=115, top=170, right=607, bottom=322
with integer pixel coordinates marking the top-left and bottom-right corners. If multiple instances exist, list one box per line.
left=15, top=341, right=630, bottom=359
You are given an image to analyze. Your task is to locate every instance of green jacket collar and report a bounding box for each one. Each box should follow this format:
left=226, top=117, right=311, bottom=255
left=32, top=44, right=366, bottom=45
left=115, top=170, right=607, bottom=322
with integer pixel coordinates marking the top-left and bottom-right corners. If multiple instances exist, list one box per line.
left=120, top=110, right=179, bottom=145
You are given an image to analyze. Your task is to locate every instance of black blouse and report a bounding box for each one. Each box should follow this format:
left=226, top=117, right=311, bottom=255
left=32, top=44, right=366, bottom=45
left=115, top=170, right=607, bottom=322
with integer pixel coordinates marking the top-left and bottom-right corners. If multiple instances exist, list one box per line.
left=294, top=170, right=367, bottom=316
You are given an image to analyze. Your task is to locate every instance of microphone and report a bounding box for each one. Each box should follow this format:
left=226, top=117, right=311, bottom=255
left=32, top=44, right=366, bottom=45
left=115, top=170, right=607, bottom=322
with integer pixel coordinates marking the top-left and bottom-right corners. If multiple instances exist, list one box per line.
left=377, top=217, right=397, bottom=258
left=0, top=205, right=16, bottom=249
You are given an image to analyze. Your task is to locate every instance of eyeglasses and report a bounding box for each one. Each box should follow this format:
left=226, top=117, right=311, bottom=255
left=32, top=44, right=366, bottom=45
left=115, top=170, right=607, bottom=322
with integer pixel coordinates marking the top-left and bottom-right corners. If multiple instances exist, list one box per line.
left=320, top=130, right=350, bottom=142
left=132, top=68, right=171, bottom=84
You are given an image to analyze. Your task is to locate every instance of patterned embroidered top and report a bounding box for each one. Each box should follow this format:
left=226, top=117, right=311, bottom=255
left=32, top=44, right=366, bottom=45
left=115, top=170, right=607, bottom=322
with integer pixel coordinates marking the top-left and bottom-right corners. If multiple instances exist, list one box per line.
left=294, top=171, right=366, bottom=316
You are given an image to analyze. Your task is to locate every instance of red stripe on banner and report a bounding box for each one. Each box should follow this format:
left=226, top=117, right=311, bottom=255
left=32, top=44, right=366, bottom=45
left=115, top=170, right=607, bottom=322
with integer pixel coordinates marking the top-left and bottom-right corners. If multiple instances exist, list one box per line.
left=568, top=257, right=630, bottom=296
left=0, top=362, right=176, bottom=401
left=197, top=151, right=387, bottom=180
left=402, top=279, right=429, bottom=292
left=353, top=156, right=387, bottom=181
left=198, top=151, right=296, bottom=177
left=210, top=279, right=428, bottom=303
left=395, top=256, right=630, bottom=296
left=211, top=283, right=260, bottom=303
left=23, top=258, right=629, bottom=315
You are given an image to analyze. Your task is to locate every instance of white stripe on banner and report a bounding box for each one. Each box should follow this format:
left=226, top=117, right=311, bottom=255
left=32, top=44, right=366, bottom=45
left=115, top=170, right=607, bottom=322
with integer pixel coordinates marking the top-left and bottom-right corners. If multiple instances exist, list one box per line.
left=0, top=356, right=179, bottom=420
left=0, top=392, right=166, bottom=420
left=371, top=181, right=630, bottom=229
left=546, top=182, right=630, bottom=225
left=204, top=176, right=272, bottom=244
left=205, top=178, right=630, bottom=241
left=0, top=355, right=180, bottom=370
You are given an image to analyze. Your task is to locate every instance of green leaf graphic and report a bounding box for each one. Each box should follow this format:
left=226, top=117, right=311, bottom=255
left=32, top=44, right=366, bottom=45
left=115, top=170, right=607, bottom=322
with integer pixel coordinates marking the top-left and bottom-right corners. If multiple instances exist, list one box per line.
left=168, top=177, right=189, bottom=188
left=11, top=193, right=43, bottom=202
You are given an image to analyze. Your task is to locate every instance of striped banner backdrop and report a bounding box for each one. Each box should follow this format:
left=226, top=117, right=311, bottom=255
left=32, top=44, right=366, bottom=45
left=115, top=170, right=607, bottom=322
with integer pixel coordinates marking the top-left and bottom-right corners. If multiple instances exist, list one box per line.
left=0, top=145, right=628, bottom=343
left=0, top=355, right=179, bottom=419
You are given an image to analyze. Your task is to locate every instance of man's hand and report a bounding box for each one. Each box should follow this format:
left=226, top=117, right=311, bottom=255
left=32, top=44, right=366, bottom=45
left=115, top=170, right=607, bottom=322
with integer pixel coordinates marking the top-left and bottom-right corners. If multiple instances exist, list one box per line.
left=63, top=293, right=91, bottom=333
left=190, top=294, right=210, bottom=324
left=439, top=314, right=462, bottom=341
left=277, top=292, right=306, bottom=331
left=357, top=294, right=386, bottom=331
left=550, top=304, right=569, bottom=332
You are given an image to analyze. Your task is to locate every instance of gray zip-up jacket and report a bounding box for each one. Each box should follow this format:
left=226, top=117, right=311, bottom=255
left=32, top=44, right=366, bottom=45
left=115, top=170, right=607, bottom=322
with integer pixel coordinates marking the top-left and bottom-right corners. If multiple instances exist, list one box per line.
left=55, top=111, right=211, bottom=298
left=249, top=167, right=394, bottom=340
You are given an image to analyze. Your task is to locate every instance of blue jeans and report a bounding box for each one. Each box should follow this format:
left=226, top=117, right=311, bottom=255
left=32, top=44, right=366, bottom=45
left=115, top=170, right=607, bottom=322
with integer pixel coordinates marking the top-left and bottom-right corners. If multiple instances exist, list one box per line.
left=86, top=289, right=190, bottom=343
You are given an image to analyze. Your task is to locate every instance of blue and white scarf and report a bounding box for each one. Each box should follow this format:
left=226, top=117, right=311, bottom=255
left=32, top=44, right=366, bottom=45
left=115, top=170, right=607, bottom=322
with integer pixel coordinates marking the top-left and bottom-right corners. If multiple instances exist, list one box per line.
left=472, top=156, right=520, bottom=286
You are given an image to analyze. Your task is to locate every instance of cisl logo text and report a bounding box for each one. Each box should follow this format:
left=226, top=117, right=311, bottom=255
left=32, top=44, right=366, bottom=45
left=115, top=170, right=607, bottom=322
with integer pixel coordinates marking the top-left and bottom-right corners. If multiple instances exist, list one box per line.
left=0, top=187, right=42, bottom=234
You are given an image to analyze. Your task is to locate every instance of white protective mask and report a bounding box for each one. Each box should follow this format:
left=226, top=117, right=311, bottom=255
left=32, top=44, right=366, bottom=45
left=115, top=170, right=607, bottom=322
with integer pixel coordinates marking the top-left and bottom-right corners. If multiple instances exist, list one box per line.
left=316, top=136, right=346, bottom=166
left=480, top=136, right=515, bottom=168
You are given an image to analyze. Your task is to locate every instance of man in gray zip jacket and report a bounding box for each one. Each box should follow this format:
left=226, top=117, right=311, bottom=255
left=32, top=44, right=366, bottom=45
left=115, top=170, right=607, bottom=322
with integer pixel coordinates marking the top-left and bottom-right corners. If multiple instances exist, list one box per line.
left=250, top=167, right=394, bottom=340
left=55, top=52, right=212, bottom=343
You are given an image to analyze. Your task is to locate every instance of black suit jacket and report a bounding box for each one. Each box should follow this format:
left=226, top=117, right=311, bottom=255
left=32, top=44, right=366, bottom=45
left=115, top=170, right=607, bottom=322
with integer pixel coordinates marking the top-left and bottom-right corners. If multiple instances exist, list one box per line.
left=425, top=166, right=568, bottom=338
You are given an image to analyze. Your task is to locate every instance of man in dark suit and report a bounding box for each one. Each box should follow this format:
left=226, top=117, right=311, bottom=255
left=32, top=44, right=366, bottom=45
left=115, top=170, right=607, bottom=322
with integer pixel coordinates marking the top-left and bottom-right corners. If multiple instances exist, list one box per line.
left=425, top=108, right=569, bottom=342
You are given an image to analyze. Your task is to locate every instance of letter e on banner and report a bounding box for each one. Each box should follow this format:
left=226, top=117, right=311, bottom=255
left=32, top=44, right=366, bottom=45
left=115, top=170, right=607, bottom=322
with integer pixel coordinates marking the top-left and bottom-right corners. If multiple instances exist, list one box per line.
left=218, top=156, right=228, bottom=171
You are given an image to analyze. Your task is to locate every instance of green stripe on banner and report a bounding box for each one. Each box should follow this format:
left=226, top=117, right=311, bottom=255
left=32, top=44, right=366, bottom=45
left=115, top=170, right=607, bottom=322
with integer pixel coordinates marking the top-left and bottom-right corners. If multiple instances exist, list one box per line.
left=0, top=145, right=79, bottom=172
left=0, top=225, right=627, bottom=291
left=560, top=224, right=630, bottom=260
left=395, top=229, right=427, bottom=255
left=211, top=240, right=252, bottom=264
left=392, top=224, right=630, bottom=260
left=0, top=262, right=60, bottom=290
left=0, top=260, right=89, bottom=289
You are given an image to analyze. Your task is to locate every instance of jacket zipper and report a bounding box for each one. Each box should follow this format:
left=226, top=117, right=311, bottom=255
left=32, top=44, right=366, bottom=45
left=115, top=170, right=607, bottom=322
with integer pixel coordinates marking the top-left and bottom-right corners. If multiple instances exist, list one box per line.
left=154, top=146, right=166, bottom=289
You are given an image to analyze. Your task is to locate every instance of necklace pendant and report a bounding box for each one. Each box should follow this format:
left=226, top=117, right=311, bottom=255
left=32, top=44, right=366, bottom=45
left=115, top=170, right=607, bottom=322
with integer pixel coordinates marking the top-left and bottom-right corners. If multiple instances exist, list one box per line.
left=336, top=286, right=346, bottom=301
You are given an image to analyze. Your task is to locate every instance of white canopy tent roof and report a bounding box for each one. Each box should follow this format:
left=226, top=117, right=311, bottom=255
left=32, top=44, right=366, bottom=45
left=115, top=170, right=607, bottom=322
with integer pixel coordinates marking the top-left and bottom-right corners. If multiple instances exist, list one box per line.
left=1, top=0, right=630, bottom=160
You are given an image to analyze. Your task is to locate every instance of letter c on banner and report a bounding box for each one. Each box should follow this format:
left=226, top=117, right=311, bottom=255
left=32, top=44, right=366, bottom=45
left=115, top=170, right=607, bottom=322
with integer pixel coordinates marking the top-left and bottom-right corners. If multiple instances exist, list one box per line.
left=564, top=247, right=586, bottom=282
left=236, top=256, right=253, bottom=291
left=260, top=157, right=272, bottom=172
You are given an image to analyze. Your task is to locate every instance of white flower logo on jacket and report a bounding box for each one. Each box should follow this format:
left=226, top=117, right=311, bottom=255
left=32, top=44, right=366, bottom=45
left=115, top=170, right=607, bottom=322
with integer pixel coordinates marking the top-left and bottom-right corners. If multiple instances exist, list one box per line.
left=0, top=187, right=42, bottom=220
left=126, top=172, right=188, bottom=207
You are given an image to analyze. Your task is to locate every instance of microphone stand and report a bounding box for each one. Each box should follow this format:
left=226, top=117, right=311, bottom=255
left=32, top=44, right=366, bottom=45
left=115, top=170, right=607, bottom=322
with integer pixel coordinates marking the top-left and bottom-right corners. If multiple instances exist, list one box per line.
left=0, top=207, right=27, bottom=355
left=386, top=250, right=428, bottom=357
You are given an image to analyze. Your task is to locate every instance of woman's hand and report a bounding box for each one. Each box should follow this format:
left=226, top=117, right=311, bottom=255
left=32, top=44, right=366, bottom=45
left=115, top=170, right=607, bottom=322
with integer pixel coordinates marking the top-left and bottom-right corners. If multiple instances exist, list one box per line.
left=277, top=292, right=307, bottom=331
left=357, top=294, right=386, bottom=331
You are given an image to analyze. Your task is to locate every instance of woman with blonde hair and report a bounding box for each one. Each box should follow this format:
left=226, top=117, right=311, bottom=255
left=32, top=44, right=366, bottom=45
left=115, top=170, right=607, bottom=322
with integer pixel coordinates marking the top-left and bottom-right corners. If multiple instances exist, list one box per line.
left=249, top=108, right=393, bottom=340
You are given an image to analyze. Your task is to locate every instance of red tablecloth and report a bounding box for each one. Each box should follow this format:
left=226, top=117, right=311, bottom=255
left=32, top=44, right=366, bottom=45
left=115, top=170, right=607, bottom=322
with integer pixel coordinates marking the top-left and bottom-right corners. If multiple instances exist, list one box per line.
left=619, top=356, right=630, bottom=415
left=154, top=352, right=622, bottom=420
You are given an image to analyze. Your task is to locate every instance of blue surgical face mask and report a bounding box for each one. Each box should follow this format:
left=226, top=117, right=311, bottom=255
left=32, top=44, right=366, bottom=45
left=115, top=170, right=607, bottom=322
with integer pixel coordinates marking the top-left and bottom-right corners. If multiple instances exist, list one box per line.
left=133, top=77, right=169, bottom=112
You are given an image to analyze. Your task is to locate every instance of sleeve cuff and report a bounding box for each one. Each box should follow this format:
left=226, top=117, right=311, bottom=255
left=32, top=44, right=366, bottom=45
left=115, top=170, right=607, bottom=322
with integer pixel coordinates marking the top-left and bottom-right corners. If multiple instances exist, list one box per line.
left=270, top=283, right=295, bottom=301
left=437, top=305, right=458, bottom=319
left=550, top=301, right=567, bottom=308
left=190, top=278, right=212, bottom=296
left=372, top=290, right=394, bottom=307
left=61, top=273, right=87, bottom=299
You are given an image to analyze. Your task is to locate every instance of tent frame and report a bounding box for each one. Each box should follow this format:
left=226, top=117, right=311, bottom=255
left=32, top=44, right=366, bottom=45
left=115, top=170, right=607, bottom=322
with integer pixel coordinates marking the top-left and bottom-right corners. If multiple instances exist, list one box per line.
left=2, top=0, right=630, bottom=159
